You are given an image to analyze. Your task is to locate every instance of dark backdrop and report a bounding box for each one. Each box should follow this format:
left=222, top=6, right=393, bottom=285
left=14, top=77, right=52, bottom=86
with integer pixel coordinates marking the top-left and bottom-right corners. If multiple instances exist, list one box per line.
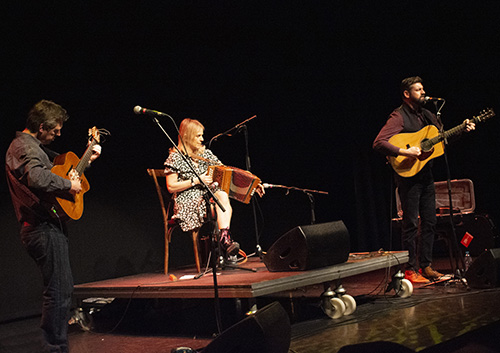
left=2, top=1, right=500, bottom=322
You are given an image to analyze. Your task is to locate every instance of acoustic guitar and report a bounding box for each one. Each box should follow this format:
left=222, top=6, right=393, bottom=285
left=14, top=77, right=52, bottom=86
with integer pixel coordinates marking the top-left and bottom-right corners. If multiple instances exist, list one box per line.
left=51, top=127, right=100, bottom=220
left=388, top=108, right=495, bottom=177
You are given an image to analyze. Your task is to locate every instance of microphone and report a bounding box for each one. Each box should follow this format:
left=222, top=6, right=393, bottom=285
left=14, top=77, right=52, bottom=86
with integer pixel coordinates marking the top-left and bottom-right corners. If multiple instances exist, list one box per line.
left=424, top=96, right=445, bottom=102
left=133, top=106, right=169, bottom=117
left=262, top=183, right=284, bottom=189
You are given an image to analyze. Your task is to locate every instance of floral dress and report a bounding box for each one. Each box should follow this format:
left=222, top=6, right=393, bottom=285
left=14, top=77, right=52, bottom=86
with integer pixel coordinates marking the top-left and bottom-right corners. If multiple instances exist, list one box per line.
left=164, top=149, right=222, bottom=232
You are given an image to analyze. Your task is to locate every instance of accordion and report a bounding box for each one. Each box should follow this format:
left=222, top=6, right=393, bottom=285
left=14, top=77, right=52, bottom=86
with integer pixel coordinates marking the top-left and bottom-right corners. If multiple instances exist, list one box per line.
left=207, top=165, right=261, bottom=204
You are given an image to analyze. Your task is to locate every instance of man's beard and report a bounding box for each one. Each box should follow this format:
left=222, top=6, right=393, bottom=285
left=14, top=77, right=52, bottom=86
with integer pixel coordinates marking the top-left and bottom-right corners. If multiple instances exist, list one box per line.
left=412, top=96, right=425, bottom=107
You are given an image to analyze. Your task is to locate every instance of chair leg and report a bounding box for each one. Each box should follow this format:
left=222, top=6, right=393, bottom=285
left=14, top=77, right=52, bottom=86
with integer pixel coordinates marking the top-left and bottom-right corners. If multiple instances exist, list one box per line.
left=191, top=229, right=202, bottom=273
left=164, top=228, right=170, bottom=275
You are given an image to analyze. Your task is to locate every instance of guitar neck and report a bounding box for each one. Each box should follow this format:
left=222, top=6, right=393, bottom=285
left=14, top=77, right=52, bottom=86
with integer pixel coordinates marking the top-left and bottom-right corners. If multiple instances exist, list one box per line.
left=430, top=123, right=466, bottom=145
left=75, top=139, right=97, bottom=176
left=389, top=108, right=493, bottom=178
left=424, top=114, right=483, bottom=149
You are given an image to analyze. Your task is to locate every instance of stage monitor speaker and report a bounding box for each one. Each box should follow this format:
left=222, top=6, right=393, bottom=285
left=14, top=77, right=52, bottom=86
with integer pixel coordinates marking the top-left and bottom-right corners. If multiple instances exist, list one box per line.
left=464, top=248, right=500, bottom=289
left=201, top=301, right=290, bottom=353
left=263, top=220, right=350, bottom=272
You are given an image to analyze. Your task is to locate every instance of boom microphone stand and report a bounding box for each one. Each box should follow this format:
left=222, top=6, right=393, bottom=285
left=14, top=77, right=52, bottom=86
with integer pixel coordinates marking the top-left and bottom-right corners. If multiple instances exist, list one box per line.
left=432, top=100, right=466, bottom=276
left=262, top=183, right=329, bottom=225
left=208, top=115, right=264, bottom=258
left=138, top=108, right=230, bottom=334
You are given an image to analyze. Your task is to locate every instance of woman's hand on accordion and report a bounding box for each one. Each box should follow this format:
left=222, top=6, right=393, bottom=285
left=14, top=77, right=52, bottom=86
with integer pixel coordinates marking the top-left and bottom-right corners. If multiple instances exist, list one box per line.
left=256, top=183, right=265, bottom=197
left=196, top=172, right=213, bottom=186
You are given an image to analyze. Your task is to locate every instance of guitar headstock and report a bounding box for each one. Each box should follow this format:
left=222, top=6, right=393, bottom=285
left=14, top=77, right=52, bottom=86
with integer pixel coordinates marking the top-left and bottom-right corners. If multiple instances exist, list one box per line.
left=88, top=126, right=100, bottom=144
left=475, top=108, right=495, bottom=122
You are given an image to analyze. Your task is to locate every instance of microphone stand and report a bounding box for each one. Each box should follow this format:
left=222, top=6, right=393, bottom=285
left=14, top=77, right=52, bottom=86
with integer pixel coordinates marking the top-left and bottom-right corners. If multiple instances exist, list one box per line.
left=434, top=101, right=465, bottom=277
left=241, top=124, right=264, bottom=258
left=208, top=115, right=265, bottom=258
left=145, top=114, right=229, bottom=335
left=265, top=184, right=328, bottom=225
left=208, top=115, right=256, bottom=149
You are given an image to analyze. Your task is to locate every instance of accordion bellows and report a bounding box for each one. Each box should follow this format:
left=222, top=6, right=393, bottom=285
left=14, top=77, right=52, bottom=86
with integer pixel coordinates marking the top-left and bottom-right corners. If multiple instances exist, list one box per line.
left=208, top=165, right=261, bottom=204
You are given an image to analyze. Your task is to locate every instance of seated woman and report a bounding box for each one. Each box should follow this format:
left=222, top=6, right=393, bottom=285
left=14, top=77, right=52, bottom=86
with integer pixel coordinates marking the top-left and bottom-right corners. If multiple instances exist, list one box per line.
left=164, top=118, right=263, bottom=262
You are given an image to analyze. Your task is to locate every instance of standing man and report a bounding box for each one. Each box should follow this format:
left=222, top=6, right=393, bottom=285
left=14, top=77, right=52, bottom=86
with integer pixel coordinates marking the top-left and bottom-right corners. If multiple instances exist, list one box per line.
left=5, top=100, right=101, bottom=352
left=373, top=76, right=474, bottom=283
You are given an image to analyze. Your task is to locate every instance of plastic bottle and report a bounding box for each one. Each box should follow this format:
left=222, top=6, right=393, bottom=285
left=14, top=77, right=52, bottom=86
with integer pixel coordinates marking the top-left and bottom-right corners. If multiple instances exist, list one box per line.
left=464, top=251, right=472, bottom=271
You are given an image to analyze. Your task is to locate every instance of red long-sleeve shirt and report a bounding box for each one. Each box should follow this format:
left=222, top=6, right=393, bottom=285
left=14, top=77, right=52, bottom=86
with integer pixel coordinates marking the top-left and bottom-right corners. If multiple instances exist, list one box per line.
left=373, top=103, right=440, bottom=157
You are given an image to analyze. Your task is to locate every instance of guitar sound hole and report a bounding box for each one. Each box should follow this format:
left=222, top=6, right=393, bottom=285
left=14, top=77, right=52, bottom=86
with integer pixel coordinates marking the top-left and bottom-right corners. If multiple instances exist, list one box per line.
left=65, top=165, right=74, bottom=176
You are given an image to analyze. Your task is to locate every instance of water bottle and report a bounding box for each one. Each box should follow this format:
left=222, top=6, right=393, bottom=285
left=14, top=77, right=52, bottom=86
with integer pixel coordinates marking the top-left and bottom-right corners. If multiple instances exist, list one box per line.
left=464, top=251, right=472, bottom=272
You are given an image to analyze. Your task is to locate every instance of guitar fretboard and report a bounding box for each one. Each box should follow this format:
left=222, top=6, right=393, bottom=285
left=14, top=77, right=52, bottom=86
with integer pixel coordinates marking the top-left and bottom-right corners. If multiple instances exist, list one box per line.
left=75, top=139, right=98, bottom=176
left=422, top=109, right=494, bottom=150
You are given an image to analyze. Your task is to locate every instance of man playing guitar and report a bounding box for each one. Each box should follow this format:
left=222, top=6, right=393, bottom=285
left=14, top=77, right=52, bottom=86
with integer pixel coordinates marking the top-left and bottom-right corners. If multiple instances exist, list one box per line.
left=373, top=77, right=474, bottom=284
left=5, top=100, right=101, bottom=352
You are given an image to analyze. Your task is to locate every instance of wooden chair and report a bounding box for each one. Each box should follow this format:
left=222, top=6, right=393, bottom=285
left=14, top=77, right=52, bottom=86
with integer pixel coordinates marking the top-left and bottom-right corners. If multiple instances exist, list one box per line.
left=147, top=169, right=202, bottom=275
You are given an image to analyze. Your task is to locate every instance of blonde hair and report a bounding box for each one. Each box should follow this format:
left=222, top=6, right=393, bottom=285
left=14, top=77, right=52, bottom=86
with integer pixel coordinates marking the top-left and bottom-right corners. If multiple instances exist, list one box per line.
left=177, top=118, right=204, bottom=154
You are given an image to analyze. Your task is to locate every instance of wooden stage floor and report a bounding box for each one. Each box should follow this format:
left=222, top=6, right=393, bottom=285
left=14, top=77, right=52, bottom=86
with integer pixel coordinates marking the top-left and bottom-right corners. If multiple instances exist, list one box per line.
left=3, top=254, right=500, bottom=353
left=73, top=251, right=409, bottom=300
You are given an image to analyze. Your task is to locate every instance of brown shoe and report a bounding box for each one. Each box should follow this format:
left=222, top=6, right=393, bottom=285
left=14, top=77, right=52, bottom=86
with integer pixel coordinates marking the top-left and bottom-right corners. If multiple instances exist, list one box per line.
left=405, top=270, right=429, bottom=284
left=420, top=266, right=444, bottom=280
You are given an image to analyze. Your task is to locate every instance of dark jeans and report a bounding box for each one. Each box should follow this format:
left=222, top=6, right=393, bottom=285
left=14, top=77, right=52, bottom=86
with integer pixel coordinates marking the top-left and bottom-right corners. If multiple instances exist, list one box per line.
left=21, top=221, right=73, bottom=353
left=396, top=168, right=437, bottom=271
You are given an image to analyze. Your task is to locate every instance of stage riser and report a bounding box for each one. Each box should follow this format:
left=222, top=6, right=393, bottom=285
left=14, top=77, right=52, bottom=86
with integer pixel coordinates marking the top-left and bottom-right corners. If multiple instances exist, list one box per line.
left=73, top=252, right=408, bottom=300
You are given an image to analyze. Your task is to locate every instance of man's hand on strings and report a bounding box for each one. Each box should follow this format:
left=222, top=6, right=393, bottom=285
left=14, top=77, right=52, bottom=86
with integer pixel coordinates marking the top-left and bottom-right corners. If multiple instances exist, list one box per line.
left=70, top=179, right=82, bottom=195
left=399, top=146, right=421, bottom=159
left=68, top=169, right=82, bottom=195
left=89, top=144, right=102, bottom=163
left=464, top=119, right=476, bottom=132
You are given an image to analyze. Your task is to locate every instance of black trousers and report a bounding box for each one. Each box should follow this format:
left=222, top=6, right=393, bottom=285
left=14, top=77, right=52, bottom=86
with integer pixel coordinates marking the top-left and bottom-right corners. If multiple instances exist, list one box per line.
left=396, top=167, right=437, bottom=271
left=21, top=221, right=73, bottom=353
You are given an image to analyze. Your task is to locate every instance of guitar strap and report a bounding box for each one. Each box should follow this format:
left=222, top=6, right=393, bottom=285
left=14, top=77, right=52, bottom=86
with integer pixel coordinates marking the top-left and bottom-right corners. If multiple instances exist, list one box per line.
left=421, top=108, right=442, bottom=130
